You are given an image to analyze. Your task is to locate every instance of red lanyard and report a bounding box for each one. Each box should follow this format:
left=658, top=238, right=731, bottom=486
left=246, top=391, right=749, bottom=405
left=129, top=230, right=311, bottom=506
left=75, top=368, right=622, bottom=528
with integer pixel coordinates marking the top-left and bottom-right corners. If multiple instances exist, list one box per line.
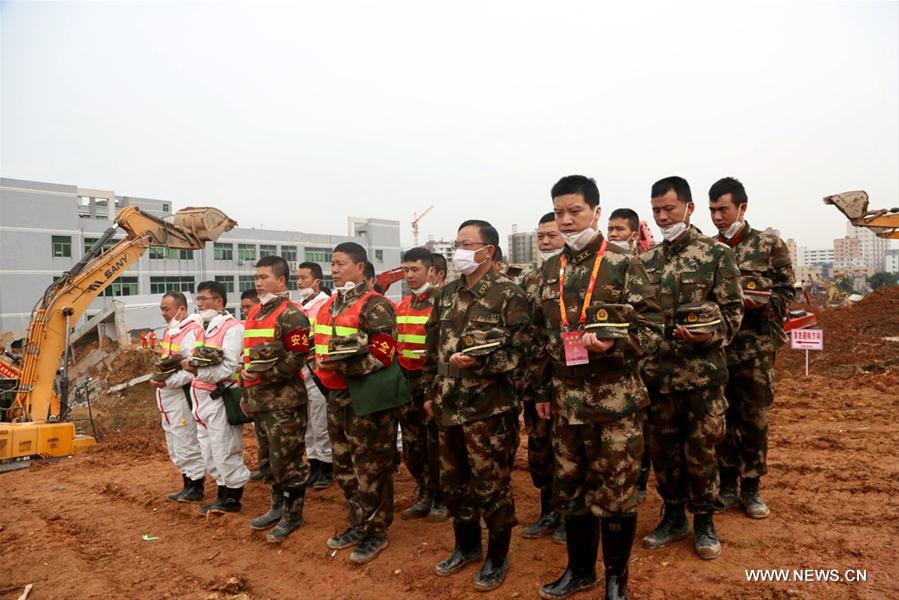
left=558, top=240, right=607, bottom=332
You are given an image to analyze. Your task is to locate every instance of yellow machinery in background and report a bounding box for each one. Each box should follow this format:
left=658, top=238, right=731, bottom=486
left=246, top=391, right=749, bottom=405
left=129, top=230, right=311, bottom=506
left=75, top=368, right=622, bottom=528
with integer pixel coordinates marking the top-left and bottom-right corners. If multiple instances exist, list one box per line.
left=824, top=191, right=899, bottom=240
left=0, top=206, right=236, bottom=463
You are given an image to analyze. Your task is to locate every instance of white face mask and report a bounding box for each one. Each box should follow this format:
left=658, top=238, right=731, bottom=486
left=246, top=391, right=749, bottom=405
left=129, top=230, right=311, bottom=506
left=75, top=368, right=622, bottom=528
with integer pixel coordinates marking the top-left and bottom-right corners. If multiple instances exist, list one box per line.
left=453, top=248, right=484, bottom=276
left=258, top=291, right=288, bottom=305
left=167, top=309, right=185, bottom=329
left=297, top=287, right=316, bottom=300
left=609, top=239, right=631, bottom=251
left=335, top=280, right=356, bottom=295
left=539, top=248, right=563, bottom=261
left=720, top=220, right=744, bottom=239
left=560, top=207, right=600, bottom=252
left=411, top=282, right=431, bottom=296
left=199, top=308, right=219, bottom=322
left=660, top=207, right=691, bottom=242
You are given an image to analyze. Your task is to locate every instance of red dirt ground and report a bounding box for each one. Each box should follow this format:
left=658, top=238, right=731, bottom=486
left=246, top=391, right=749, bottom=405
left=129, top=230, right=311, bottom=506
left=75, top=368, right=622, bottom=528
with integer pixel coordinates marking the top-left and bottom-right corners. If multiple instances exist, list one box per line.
left=2, top=290, right=898, bottom=599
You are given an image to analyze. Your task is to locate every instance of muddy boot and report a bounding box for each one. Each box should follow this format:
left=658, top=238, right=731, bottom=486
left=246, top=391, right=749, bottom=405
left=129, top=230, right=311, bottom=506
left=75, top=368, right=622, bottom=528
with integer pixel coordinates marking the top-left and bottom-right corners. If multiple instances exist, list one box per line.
left=208, top=486, right=243, bottom=514
left=267, top=486, right=305, bottom=543
left=349, top=532, right=389, bottom=564
left=636, top=454, right=651, bottom=503
left=313, top=461, right=333, bottom=490
left=199, top=485, right=226, bottom=516
left=538, top=514, right=599, bottom=599
left=178, top=477, right=205, bottom=503
left=714, top=468, right=740, bottom=512
left=249, top=469, right=264, bottom=482
left=427, top=490, right=449, bottom=522
left=643, top=502, right=690, bottom=549
left=601, top=514, right=636, bottom=600
left=693, top=511, right=721, bottom=560
left=327, top=526, right=365, bottom=550
left=305, top=459, right=321, bottom=488
left=401, top=481, right=433, bottom=520
left=250, top=486, right=285, bottom=530
left=473, top=528, right=511, bottom=592
left=522, top=489, right=562, bottom=539
left=167, top=474, right=190, bottom=501
left=552, top=522, right=567, bottom=545
left=435, top=520, right=482, bottom=576
left=740, top=477, right=770, bottom=519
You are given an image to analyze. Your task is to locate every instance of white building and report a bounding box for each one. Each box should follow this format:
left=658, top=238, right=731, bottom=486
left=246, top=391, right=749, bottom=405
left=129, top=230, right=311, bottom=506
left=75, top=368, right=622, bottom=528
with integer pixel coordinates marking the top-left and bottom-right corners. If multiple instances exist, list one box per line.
left=844, top=221, right=889, bottom=272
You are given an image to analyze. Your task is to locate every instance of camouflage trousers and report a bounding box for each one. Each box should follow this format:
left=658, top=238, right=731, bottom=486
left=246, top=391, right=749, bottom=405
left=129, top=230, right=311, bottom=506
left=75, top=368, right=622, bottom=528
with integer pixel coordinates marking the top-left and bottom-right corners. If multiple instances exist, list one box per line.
left=718, top=355, right=774, bottom=478
left=395, top=378, right=440, bottom=491
left=552, top=410, right=643, bottom=518
left=438, top=410, right=519, bottom=532
left=253, top=405, right=309, bottom=488
left=522, top=400, right=554, bottom=492
left=647, top=385, right=726, bottom=513
left=328, top=394, right=396, bottom=535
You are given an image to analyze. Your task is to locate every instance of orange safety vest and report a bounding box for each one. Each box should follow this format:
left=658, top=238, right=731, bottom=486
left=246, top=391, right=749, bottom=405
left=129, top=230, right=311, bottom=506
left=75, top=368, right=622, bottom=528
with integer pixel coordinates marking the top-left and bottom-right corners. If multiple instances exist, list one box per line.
left=395, top=293, right=432, bottom=371
left=159, top=321, right=202, bottom=359
left=191, top=316, right=243, bottom=392
left=313, top=291, right=382, bottom=390
left=242, top=300, right=291, bottom=388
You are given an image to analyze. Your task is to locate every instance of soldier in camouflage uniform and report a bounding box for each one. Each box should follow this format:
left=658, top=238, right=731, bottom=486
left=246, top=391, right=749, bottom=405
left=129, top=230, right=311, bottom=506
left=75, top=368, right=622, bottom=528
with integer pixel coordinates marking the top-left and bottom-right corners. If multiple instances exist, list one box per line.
left=240, top=256, right=312, bottom=543
left=315, top=242, right=400, bottom=565
left=640, top=176, right=744, bottom=561
left=708, top=177, right=794, bottom=519
left=422, top=220, right=530, bottom=592
left=519, top=212, right=566, bottom=542
left=533, top=177, right=663, bottom=600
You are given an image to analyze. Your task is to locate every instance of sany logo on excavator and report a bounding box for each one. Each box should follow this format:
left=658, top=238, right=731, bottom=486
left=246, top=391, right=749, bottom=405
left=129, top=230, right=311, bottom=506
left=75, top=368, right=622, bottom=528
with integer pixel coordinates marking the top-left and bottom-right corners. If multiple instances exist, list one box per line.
left=86, top=256, right=129, bottom=292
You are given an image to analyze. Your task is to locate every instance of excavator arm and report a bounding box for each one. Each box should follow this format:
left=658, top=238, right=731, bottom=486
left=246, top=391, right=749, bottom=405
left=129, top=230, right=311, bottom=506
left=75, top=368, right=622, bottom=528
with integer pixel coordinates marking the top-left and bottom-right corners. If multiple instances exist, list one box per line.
left=9, top=206, right=236, bottom=425
left=824, top=191, right=899, bottom=239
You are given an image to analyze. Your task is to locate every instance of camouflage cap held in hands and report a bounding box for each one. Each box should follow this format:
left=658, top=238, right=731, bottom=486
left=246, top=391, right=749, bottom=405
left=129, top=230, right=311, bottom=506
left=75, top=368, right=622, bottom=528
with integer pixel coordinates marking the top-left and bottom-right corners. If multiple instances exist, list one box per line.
left=245, top=340, right=286, bottom=372
left=151, top=355, right=183, bottom=382
left=190, top=345, right=224, bottom=368
left=675, top=302, right=724, bottom=334
left=584, top=303, right=636, bottom=339
left=459, top=327, right=508, bottom=357
left=741, top=275, right=773, bottom=305
left=322, top=332, right=370, bottom=363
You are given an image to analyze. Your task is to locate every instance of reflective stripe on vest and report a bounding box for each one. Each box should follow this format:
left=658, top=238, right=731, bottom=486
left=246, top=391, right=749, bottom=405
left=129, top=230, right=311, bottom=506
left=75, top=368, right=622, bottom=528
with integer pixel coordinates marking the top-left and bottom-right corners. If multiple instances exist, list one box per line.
left=241, top=300, right=291, bottom=388
left=192, top=316, right=242, bottom=392
left=159, top=321, right=202, bottom=359
left=395, top=294, right=432, bottom=371
left=313, top=290, right=383, bottom=390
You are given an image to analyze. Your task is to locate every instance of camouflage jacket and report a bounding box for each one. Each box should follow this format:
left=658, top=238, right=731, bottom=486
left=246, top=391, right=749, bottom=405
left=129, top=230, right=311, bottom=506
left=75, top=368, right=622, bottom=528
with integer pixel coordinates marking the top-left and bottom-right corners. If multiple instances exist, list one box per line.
left=532, top=233, right=663, bottom=424
left=639, top=226, right=744, bottom=394
left=518, top=268, right=543, bottom=402
left=422, top=270, right=530, bottom=426
left=716, top=222, right=795, bottom=365
left=244, top=297, right=310, bottom=412
left=326, top=281, right=397, bottom=408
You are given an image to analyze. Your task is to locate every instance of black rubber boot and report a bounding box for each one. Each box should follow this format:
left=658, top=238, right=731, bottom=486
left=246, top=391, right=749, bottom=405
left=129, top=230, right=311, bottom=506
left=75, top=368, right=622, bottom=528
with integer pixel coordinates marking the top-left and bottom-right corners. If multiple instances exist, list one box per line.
left=435, top=520, right=483, bottom=576
left=249, top=470, right=264, bottom=482
left=636, top=455, right=651, bottom=502
left=401, top=481, right=433, bottom=520
left=207, top=486, right=243, bottom=514
left=199, top=485, right=226, bottom=516
left=642, top=502, right=690, bottom=549
left=267, top=486, right=305, bottom=543
left=539, top=514, right=599, bottom=599
left=473, top=528, right=512, bottom=592
left=522, top=488, right=562, bottom=539
left=168, top=474, right=190, bottom=501
left=427, top=490, right=449, bottom=522
left=313, top=461, right=333, bottom=490
left=740, top=477, right=770, bottom=519
left=693, top=511, right=721, bottom=560
left=327, top=526, right=365, bottom=550
left=601, top=514, right=636, bottom=600
left=349, top=531, right=389, bottom=564
left=306, top=459, right=321, bottom=487
left=178, top=477, right=205, bottom=503
left=714, top=468, right=740, bottom=512
left=250, top=486, right=285, bottom=530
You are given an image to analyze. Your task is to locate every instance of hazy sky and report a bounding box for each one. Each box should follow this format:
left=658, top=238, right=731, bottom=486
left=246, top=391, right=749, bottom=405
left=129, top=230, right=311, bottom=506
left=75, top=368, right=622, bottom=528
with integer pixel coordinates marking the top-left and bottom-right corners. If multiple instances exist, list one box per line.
left=2, top=1, right=897, bottom=250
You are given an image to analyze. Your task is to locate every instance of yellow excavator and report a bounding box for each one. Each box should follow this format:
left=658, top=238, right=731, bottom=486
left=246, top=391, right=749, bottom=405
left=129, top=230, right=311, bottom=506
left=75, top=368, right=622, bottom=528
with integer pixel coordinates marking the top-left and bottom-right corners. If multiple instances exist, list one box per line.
left=0, top=206, right=236, bottom=463
left=824, top=190, right=899, bottom=239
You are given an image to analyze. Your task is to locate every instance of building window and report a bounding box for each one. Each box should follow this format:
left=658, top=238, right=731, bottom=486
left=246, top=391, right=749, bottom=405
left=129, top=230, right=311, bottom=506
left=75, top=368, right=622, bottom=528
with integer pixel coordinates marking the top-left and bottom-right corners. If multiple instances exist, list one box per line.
left=215, top=275, right=235, bottom=293
left=288, top=274, right=297, bottom=291
left=83, top=237, right=117, bottom=255
left=238, top=244, right=257, bottom=261
left=214, top=243, right=233, bottom=261
left=305, top=247, right=331, bottom=263
left=149, top=246, right=165, bottom=260
left=149, top=276, right=195, bottom=294
left=103, top=277, right=139, bottom=297
left=149, top=247, right=192, bottom=260
left=52, top=236, right=72, bottom=258
left=178, top=249, right=193, bottom=260
left=238, top=275, right=255, bottom=292
left=375, top=249, right=384, bottom=264
left=260, top=244, right=277, bottom=258
left=281, top=246, right=297, bottom=262
left=322, top=276, right=334, bottom=290
left=162, top=203, right=170, bottom=213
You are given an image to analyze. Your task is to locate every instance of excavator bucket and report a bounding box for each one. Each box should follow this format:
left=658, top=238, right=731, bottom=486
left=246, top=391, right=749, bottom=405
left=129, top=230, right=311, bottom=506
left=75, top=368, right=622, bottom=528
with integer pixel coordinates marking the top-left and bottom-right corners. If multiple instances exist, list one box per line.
left=823, top=191, right=869, bottom=220
left=173, top=207, right=237, bottom=242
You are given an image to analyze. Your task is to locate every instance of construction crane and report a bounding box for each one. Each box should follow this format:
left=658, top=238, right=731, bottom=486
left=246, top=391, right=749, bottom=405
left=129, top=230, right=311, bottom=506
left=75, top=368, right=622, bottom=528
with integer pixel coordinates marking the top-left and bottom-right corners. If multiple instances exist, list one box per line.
left=824, top=191, right=899, bottom=239
left=412, top=205, right=434, bottom=247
